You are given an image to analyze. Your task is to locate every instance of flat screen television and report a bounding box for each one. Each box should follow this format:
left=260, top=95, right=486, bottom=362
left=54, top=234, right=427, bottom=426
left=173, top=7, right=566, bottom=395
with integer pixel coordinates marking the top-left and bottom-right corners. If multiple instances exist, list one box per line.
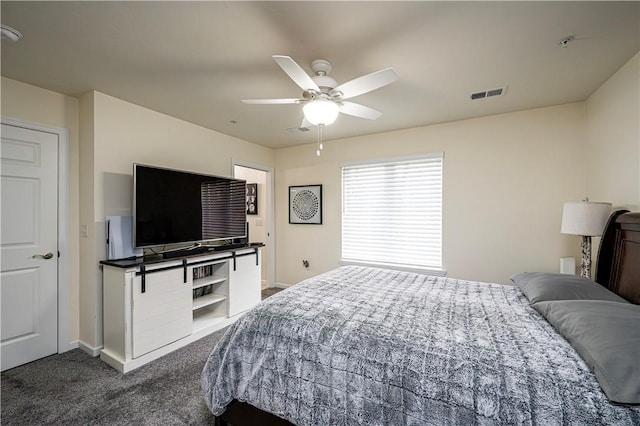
left=133, top=164, right=247, bottom=249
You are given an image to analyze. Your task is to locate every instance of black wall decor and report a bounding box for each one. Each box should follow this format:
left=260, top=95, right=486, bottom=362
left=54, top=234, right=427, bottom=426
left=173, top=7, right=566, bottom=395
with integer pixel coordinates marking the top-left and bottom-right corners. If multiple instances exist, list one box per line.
left=246, top=183, right=258, bottom=215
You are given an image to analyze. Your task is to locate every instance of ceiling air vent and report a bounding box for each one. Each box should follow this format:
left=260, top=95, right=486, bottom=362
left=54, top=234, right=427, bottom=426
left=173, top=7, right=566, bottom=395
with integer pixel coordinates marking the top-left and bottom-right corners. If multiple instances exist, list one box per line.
left=287, top=126, right=311, bottom=133
left=470, top=86, right=507, bottom=100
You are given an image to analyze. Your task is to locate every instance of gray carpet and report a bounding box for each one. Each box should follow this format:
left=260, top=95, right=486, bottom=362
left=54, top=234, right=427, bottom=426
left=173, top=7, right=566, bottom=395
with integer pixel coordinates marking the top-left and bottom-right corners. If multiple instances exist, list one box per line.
left=1, top=287, right=283, bottom=425
left=261, top=287, right=285, bottom=298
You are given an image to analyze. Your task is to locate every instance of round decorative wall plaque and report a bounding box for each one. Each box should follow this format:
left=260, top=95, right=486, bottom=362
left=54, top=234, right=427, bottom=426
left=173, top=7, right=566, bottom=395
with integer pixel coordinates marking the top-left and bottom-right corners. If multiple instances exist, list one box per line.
left=289, top=185, right=322, bottom=224
left=292, top=190, right=319, bottom=221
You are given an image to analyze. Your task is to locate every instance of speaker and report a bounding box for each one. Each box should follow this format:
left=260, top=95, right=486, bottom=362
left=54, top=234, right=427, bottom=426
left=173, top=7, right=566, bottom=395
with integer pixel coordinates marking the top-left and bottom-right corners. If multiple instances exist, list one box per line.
left=560, top=257, right=576, bottom=275
left=106, top=216, right=143, bottom=260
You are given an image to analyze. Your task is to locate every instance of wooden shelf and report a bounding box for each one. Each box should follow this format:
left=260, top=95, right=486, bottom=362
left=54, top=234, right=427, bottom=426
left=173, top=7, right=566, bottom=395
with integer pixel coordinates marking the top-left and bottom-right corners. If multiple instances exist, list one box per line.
left=193, top=275, right=226, bottom=290
left=193, top=293, right=226, bottom=310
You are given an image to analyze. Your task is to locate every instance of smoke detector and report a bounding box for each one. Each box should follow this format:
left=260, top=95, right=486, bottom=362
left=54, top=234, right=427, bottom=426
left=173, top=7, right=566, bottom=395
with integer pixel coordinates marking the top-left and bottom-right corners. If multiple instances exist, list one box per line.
left=558, top=35, right=575, bottom=48
left=1, top=24, right=22, bottom=42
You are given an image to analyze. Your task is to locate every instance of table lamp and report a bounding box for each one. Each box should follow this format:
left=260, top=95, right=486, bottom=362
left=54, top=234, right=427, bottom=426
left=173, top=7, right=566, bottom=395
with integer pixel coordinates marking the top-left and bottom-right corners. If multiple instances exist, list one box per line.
left=561, top=200, right=612, bottom=279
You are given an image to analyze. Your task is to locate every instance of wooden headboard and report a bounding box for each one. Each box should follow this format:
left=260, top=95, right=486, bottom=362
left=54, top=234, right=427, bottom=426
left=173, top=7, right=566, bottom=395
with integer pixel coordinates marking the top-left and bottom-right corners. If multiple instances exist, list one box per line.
left=595, top=210, right=640, bottom=304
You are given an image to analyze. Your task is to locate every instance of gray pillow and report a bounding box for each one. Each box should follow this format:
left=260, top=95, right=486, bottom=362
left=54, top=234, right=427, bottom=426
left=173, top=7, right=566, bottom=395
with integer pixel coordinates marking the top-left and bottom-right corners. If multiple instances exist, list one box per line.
left=510, top=272, right=628, bottom=304
left=534, top=300, right=640, bottom=404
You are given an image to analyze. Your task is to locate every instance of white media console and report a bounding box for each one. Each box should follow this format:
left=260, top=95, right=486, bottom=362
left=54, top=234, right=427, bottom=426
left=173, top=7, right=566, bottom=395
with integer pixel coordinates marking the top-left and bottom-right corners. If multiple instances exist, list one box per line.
left=100, top=245, right=262, bottom=372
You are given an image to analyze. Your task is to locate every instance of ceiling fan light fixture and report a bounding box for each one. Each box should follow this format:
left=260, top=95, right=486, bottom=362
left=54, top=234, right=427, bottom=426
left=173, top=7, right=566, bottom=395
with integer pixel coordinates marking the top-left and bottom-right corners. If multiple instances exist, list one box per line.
left=303, top=99, right=340, bottom=126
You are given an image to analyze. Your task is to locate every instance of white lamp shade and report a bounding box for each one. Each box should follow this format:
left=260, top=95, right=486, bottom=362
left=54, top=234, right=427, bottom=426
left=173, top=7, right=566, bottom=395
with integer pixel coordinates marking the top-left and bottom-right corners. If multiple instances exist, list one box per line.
left=303, top=99, right=340, bottom=126
left=561, top=201, right=612, bottom=236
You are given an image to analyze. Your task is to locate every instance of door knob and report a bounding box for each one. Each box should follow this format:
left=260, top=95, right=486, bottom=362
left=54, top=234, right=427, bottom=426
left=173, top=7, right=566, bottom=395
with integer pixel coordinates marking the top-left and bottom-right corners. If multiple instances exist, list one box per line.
left=33, top=252, right=54, bottom=260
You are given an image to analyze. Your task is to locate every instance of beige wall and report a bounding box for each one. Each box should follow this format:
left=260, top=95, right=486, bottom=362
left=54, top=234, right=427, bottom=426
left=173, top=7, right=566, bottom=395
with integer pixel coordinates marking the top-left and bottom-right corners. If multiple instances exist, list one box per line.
left=78, top=91, right=275, bottom=349
left=1, top=81, right=276, bottom=351
left=2, top=50, right=636, bottom=351
left=91, top=92, right=275, bottom=220
left=1, top=77, right=81, bottom=345
left=586, top=52, right=640, bottom=211
left=275, top=103, right=587, bottom=286
left=274, top=53, right=640, bottom=287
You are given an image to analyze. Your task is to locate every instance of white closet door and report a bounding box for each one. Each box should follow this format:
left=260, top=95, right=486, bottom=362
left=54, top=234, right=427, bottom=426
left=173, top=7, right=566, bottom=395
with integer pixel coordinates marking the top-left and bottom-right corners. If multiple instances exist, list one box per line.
left=1, top=124, right=58, bottom=371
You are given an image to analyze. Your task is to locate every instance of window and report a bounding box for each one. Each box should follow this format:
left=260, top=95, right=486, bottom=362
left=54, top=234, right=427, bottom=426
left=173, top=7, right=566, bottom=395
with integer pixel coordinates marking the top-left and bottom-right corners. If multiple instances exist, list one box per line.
left=341, top=153, right=443, bottom=273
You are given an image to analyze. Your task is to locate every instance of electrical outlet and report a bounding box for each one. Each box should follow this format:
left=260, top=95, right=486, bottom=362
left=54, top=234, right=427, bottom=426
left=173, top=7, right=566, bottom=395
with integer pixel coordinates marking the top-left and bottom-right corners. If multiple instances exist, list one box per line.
left=80, top=224, right=89, bottom=238
left=302, top=260, right=309, bottom=269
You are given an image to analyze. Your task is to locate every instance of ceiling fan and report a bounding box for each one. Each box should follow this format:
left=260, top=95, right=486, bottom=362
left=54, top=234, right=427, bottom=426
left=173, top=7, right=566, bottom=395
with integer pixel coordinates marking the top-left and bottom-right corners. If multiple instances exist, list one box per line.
left=242, top=55, right=399, bottom=128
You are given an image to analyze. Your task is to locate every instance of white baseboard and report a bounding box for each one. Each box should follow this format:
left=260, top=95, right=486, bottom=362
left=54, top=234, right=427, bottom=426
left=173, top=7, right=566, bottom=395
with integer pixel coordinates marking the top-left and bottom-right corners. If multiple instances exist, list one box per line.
left=78, top=340, right=103, bottom=357
left=67, top=340, right=79, bottom=351
left=274, top=282, right=292, bottom=289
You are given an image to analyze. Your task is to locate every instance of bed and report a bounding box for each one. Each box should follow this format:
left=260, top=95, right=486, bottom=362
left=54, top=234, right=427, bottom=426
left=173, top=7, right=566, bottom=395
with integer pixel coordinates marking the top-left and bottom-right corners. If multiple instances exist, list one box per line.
left=202, top=211, right=640, bottom=425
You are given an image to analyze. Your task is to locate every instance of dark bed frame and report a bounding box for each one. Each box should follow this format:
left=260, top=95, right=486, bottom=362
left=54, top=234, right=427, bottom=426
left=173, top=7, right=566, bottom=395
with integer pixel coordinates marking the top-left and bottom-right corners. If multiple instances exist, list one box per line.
left=595, top=210, right=640, bottom=304
left=214, top=210, right=640, bottom=426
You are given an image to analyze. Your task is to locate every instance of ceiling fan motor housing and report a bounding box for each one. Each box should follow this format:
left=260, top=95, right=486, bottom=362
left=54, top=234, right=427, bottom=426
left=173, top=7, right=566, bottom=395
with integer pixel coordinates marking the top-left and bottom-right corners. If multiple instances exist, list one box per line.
left=311, top=75, right=337, bottom=93
left=310, top=59, right=332, bottom=75
left=309, top=59, right=337, bottom=95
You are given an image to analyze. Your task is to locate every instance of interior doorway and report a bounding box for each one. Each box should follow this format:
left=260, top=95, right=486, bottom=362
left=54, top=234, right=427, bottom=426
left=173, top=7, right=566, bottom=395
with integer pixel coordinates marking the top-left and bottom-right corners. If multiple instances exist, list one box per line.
left=233, top=162, right=274, bottom=289
left=1, top=118, right=70, bottom=371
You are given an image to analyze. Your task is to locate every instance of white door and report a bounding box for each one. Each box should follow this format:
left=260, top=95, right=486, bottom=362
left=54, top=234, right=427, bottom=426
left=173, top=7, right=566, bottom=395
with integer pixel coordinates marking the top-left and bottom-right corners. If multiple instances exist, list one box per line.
left=1, top=123, right=59, bottom=371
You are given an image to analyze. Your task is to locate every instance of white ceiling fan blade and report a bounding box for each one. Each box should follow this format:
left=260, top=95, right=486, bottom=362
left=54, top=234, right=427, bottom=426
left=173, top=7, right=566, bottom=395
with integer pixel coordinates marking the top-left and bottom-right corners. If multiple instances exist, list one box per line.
left=340, top=101, right=383, bottom=120
left=242, top=98, right=301, bottom=105
left=331, top=68, right=399, bottom=100
left=273, top=55, right=320, bottom=93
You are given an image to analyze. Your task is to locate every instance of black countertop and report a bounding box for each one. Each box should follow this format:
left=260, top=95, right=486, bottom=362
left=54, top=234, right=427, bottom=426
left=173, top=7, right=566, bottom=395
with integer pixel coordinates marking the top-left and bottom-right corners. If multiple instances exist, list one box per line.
left=100, top=243, right=264, bottom=268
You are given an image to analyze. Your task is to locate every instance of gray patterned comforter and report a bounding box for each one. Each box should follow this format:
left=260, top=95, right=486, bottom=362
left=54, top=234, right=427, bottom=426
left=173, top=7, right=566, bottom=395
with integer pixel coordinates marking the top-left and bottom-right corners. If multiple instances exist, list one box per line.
left=202, top=266, right=640, bottom=425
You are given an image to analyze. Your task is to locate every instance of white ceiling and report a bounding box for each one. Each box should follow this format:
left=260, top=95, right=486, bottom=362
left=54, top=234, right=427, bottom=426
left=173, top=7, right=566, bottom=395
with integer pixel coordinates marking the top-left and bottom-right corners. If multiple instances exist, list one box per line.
left=1, top=1, right=638, bottom=149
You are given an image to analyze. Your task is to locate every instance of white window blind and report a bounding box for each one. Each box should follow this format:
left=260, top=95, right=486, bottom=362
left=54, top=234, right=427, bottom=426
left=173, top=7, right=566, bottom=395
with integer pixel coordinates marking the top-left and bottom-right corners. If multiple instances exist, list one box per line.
left=341, top=154, right=443, bottom=271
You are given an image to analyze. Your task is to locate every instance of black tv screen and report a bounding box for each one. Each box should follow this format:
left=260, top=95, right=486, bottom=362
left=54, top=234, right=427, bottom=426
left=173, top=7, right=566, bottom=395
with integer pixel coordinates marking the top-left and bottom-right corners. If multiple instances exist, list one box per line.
left=133, top=164, right=247, bottom=248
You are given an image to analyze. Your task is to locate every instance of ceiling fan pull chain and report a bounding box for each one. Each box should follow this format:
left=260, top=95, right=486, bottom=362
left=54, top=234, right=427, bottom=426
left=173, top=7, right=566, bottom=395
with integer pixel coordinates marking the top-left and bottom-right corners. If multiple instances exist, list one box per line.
left=316, top=124, right=325, bottom=156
